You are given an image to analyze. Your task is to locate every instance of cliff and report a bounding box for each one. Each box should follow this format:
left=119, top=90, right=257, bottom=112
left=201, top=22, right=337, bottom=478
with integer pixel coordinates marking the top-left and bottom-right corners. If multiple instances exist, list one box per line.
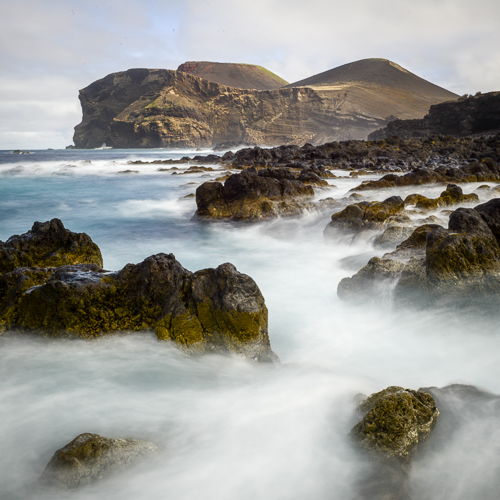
left=368, top=92, right=500, bottom=140
left=73, top=60, right=458, bottom=149
left=177, top=61, right=288, bottom=90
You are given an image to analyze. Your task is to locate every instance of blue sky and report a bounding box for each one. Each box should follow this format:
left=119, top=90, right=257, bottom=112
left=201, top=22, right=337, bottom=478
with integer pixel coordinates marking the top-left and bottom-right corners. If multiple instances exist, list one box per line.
left=1, top=0, right=499, bottom=149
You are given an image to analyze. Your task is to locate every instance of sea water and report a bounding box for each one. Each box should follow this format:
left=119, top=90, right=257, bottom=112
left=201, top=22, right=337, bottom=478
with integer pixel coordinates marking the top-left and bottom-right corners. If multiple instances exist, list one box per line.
left=1, top=149, right=499, bottom=499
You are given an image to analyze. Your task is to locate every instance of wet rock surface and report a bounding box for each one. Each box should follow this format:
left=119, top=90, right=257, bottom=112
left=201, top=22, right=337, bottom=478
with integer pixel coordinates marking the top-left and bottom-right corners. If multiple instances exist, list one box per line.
left=39, top=433, right=158, bottom=491
left=195, top=167, right=316, bottom=220
left=0, top=223, right=277, bottom=361
left=351, top=386, right=439, bottom=500
left=338, top=200, right=500, bottom=308
left=0, top=219, right=103, bottom=273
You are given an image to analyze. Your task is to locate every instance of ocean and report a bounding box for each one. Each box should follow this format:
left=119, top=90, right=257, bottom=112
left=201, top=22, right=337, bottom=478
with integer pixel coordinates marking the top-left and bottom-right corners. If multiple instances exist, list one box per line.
left=1, top=148, right=499, bottom=499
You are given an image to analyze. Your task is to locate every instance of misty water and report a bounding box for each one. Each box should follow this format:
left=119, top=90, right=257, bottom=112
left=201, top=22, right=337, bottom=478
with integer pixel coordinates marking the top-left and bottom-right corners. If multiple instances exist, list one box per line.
left=1, top=149, right=500, bottom=499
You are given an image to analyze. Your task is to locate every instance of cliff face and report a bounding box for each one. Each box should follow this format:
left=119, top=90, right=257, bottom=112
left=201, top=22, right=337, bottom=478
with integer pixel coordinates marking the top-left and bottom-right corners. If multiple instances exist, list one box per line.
left=369, top=92, right=500, bottom=140
left=73, top=68, right=331, bottom=149
left=73, top=60, right=458, bottom=149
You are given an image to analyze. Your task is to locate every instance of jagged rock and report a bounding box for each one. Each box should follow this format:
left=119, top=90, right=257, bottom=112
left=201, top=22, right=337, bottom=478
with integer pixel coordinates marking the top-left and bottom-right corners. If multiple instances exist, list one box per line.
left=39, top=433, right=157, bottom=491
left=476, top=198, right=500, bottom=243
left=1, top=254, right=277, bottom=361
left=404, top=184, right=479, bottom=211
left=324, top=196, right=405, bottom=235
left=352, top=159, right=500, bottom=192
left=0, top=219, right=103, bottom=274
left=373, top=226, right=414, bottom=248
left=195, top=167, right=314, bottom=220
left=338, top=202, right=500, bottom=307
left=369, top=91, right=500, bottom=140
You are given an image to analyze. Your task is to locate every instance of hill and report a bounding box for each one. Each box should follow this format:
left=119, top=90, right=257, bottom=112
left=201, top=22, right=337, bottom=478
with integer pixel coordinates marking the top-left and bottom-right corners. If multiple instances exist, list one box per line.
left=72, top=60, right=458, bottom=148
left=285, top=58, right=458, bottom=140
left=177, top=61, right=288, bottom=90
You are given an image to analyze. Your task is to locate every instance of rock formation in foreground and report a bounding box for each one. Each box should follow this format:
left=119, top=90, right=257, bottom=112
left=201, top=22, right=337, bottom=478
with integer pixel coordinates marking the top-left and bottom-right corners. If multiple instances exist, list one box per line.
left=73, top=59, right=457, bottom=149
left=351, top=386, right=439, bottom=500
left=0, top=220, right=277, bottom=361
left=177, top=61, right=289, bottom=90
left=369, top=91, right=500, bottom=140
left=337, top=199, right=500, bottom=309
left=39, top=433, right=157, bottom=491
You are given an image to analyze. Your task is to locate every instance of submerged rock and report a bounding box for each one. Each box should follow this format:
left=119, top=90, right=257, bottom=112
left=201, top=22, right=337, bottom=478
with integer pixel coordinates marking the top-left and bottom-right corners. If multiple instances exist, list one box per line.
left=195, top=167, right=315, bottom=220
left=39, top=433, right=157, bottom=491
left=0, top=219, right=103, bottom=273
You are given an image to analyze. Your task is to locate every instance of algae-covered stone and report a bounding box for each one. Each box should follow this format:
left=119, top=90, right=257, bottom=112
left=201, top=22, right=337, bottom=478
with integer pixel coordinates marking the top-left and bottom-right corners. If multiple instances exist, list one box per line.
left=325, top=196, right=405, bottom=235
left=351, top=387, right=439, bottom=462
left=0, top=219, right=103, bottom=273
left=6, top=254, right=277, bottom=361
left=39, top=433, right=157, bottom=491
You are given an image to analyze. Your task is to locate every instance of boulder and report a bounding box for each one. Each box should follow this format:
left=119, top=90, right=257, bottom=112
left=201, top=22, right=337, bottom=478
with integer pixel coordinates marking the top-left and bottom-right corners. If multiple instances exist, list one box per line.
left=1, top=254, right=277, bottom=361
left=373, top=226, right=414, bottom=249
left=195, top=167, right=314, bottom=220
left=351, top=387, right=439, bottom=500
left=324, top=196, right=405, bottom=234
left=352, top=387, right=439, bottom=461
left=404, top=184, right=479, bottom=211
left=0, top=219, right=103, bottom=274
left=39, top=433, right=157, bottom=491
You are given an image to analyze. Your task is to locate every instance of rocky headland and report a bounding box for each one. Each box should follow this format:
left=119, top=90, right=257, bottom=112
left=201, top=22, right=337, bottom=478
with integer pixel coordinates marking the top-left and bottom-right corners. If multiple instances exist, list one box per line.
left=72, top=59, right=457, bottom=148
left=0, top=220, right=277, bottom=361
left=369, top=91, right=500, bottom=140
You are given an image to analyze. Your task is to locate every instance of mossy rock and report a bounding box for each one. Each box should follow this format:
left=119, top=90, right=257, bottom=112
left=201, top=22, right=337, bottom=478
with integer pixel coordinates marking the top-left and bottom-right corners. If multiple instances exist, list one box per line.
left=39, top=433, right=158, bottom=491
left=3, top=255, right=277, bottom=361
left=0, top=219, right=103, bottom=274
left=351, top=387, right=439, bottom=462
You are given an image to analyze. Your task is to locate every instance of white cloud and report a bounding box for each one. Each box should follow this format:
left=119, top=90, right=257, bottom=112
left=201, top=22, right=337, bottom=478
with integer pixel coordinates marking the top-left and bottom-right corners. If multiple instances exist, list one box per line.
left=0, top=0, right=499, bottom=148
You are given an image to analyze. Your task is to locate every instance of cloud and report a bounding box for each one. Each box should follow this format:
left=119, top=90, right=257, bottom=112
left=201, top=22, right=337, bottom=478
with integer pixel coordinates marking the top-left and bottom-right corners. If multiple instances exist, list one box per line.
left=0, top=0, right=499, bottom=148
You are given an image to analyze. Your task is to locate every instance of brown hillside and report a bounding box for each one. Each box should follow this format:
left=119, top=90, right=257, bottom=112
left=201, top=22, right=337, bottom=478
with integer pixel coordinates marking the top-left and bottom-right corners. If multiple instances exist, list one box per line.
left=177, top=61, right=288, bottom=90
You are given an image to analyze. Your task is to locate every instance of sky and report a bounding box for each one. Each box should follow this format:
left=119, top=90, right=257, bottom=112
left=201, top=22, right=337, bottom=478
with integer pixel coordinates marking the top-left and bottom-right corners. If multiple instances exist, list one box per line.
left=1, top=0, right=499, bottom=149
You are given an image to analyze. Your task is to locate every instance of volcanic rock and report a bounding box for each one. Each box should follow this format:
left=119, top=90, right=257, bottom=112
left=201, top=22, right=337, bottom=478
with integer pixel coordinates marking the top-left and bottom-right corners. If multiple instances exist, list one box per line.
left=369, top=91, right=500, bottom=140
left=338, top=202, right=500, bottom=307
left=324, top=196, right=405, bottom=235
left=73, top=59, right=457, bottom=149
left=195, top=167, right=315, bottom=220
left=0, top=223, right=277, bottom=361
left=39, top=433, right=157, bottom=491
left=351, top=386, right=439, bottom=500
left=177, top=61, right=288, bottom=90
left=0, top=219, right=103, bottom=273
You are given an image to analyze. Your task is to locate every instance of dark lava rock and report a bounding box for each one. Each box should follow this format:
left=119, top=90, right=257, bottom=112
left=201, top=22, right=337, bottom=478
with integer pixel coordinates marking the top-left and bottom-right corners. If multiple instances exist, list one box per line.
left=338, top=201, right=500, bottom=308
left=195, top=167, right=315, bottom=220
left=369, top=92, right=500, bottom=140
left=0, top=219, right=103, bottom=274
left=39, top=433, right=157, bottom=491
left=0, top=254, right=277, bottom=361
left=373, top=226, right=414, bottom=249
left=351, top=386, right=439, bottom=500
left=324, top=196, right=405, bottom=235
left=352, top=386, right=439, bottom=461
left=404, top=184, right=479, bottom=211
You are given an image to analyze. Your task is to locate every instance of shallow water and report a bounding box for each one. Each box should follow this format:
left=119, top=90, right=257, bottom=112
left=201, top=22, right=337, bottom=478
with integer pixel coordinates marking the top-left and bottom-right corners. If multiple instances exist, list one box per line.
left=1, top=149, right=499, bottom=499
